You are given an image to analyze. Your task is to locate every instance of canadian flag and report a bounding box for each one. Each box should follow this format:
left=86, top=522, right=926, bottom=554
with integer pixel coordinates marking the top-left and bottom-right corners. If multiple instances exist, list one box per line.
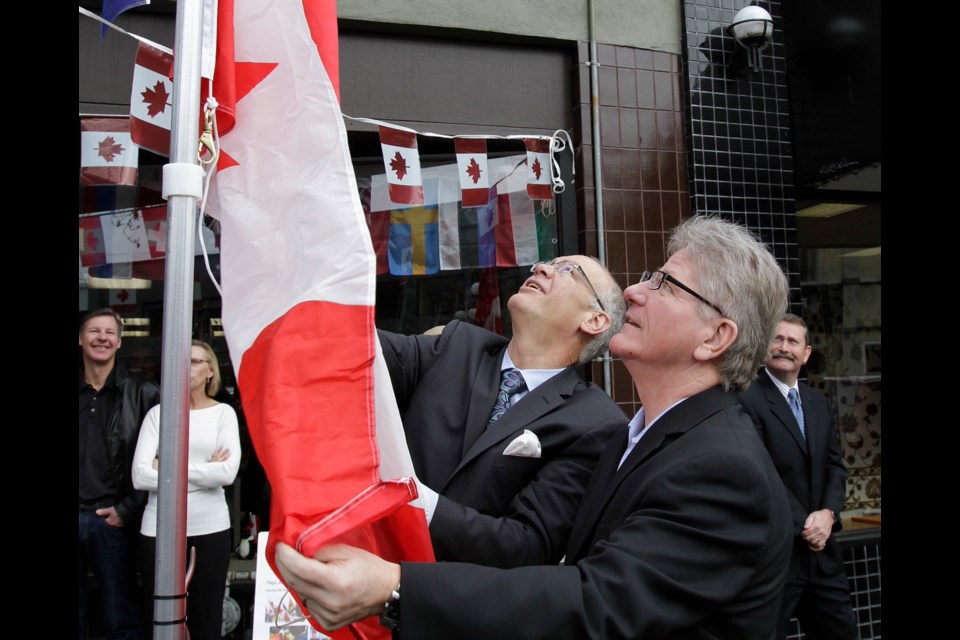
left=80, top=116, right=138, bottom=186
left=379, top=125, right=424, bottom=205
left=130, top=42, right=173, bottom=156
left=454, top=138, right=490, bottom=207
left=524, top=137, right=553, bottom=200
left=203, top=2, right=434, bottom=637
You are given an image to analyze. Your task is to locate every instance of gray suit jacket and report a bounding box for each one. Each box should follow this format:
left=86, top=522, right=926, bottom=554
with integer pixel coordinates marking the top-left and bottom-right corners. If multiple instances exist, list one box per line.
left=380, top=320, right=627, bottom=567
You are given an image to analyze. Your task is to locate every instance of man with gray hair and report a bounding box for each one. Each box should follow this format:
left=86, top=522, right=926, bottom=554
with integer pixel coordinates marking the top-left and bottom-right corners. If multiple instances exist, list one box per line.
left=379, top=255, right=627, bottom=568
left=276, top=217, right=794, bottom=640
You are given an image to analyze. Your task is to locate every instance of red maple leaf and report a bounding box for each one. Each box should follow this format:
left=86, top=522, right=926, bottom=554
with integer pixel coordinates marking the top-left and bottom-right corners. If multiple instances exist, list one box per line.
left=86, top=231, right=100, bottom=251
left=531, top=158, right=543, bottom=180
left=390, top=151, right=409, bottom=180
left=141, top=81, right=171, bottom=118
left=466, top=157, right=483, bottom=184
left=117, top=289, right=130, bottom=303
left=98, top=136, right=126, bottom=163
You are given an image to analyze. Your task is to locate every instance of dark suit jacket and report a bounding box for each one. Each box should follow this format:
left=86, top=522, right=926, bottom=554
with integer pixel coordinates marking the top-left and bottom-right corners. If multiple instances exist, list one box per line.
left=739, top=369, right=848, bottom=577
left=379, top=320, right=627, bottom=568
left=400, top=386, right=793, bottom=640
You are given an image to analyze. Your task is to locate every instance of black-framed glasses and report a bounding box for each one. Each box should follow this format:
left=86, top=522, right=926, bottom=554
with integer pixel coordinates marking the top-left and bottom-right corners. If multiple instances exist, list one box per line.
left=639, top=270, right=725, bottom=316
left=531, top=259, right=605, bottom=311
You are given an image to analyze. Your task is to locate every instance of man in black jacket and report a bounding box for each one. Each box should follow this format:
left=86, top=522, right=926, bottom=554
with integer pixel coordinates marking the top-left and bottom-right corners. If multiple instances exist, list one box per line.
left=79, top=308, right=160, bottom=640
left=275, top=216, right=794, bottom=640
left=379, top=256, right=628, bottom=568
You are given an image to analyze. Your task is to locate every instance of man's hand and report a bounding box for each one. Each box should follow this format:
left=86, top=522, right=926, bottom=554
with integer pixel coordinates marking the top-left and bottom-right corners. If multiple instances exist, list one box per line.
left=275, top=542, right=401, bottom=631
left=800, top=508, right=835, bottom=552
left=95, top=506, right=124, bottom=528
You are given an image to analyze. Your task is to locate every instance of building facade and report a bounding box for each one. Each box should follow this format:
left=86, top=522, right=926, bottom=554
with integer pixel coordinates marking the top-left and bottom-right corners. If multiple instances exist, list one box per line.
left=79, top=2, right=880, bottom=637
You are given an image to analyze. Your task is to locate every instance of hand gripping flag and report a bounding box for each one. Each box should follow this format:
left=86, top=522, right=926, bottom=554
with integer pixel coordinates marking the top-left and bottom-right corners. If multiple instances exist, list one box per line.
left=203, top=1, right=434, bottom=637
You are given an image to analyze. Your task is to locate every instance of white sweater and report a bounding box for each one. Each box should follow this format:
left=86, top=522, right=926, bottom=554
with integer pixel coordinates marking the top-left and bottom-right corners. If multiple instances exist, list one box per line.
left=132, top=403, right=241, bottom=537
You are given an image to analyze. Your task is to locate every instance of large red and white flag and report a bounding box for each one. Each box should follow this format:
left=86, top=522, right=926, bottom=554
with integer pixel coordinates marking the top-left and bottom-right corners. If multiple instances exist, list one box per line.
left=80, top=116, right=138, bottom=186
left=204, top=2, right=434, bottom=637
left=130, top=42, right=173, bottom=156
left=524, top=137, right=553, bottom=200
left=379, top=124, right=424, bottom=205
left=454, top=138, right=489, bottom=207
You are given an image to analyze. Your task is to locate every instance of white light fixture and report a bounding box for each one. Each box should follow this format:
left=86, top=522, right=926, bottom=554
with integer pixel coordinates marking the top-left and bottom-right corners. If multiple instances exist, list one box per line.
left=796, top=203, right=865, bottom=218
left=86, top=274, right=153, bottom=289
left=729, top=4, right=774, bottom=71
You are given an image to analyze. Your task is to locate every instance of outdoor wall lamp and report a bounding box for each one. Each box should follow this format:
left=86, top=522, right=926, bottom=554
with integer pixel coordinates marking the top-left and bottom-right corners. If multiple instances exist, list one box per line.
left=729, top=4, right=774, bottom=71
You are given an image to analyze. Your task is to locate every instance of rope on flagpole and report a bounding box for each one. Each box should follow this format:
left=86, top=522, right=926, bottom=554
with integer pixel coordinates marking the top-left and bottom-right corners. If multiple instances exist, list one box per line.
left=197, top=96, right=223, bottom=297
left=78, top=6, right=173, bottom=54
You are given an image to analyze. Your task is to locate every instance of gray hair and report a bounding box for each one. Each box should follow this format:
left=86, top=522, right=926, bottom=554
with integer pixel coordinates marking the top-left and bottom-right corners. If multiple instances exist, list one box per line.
left=779, top=312, right=809, bottom=346
left=577, top=259, right=626, bottom=366
left=667, top=215, right=788, bottom=391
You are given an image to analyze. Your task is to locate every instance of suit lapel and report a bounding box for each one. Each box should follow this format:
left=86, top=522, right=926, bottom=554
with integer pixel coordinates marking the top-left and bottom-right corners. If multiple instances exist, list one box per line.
left=459, top=347, right=504, bottom=459
left=798, top=383, right=823, bottom=465
left=759, top=373, right=809, bottom=456
left=566, top=433, right=626, bottom=558
left=566, top=386, right=735, bottom=561
left=455, top=366, right=582, bottom=473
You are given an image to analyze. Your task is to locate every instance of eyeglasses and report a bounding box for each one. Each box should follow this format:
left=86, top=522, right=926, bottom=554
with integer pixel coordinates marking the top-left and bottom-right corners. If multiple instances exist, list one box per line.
left=531, top=259, right=605, bottom=311
left=639, top=270, right=725, bottom=316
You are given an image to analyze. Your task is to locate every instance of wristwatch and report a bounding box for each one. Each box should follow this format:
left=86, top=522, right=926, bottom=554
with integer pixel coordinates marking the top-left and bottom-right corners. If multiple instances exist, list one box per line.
left=380, top=584, right=401, bottom=631
left=829, top=509, right=840, bottom=524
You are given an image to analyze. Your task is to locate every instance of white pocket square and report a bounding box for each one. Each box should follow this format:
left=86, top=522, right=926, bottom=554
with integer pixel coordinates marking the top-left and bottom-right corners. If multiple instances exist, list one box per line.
left=503, top=429, right=542, bottom=458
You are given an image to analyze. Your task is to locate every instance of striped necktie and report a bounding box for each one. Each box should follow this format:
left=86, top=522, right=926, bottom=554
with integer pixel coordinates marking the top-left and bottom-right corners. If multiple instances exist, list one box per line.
left=788, top=387, right=806, bottom=440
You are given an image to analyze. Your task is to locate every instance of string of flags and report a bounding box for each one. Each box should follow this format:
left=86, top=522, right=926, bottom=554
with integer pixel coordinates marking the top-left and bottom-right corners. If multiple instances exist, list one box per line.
left=79, top=5, right=570, bottom=278
left=353, top=115, right=573, bottom=206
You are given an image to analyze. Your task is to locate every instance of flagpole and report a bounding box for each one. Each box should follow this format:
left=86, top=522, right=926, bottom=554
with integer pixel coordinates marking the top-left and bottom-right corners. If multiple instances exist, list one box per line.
left=154, top=0, right=206, bottom=638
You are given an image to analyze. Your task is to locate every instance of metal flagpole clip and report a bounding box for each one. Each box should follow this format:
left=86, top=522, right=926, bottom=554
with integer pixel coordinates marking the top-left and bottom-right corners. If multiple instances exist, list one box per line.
left=198, top=107, right=219, bottom=166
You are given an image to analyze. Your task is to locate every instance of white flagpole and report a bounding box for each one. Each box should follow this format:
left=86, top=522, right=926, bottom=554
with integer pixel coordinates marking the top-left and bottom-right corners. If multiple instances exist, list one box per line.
left=153, top=0, right=206, bottom=638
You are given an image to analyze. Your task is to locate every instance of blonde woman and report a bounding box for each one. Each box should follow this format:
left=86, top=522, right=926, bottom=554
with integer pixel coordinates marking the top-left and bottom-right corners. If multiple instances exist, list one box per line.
left=132, top=340, right=240, bottom=639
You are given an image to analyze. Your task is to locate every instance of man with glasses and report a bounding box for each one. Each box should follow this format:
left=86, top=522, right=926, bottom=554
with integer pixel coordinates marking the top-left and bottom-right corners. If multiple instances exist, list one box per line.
left=377, top=254, right=628, bottom=568
left=276, top=216, right=794, bottom=639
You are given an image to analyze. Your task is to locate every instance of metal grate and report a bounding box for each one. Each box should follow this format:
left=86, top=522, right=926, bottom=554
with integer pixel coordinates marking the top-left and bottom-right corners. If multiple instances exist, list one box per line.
left=785, top=541, right=881, bottom=639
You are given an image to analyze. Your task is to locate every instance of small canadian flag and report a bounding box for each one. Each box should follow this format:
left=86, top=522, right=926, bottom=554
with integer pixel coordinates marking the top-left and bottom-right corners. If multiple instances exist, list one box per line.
left=130, top=42, right=174, bottom=156
left=524, top=137, right=553, bottom=201
left=80, top=116, right=138, bottom=186
left=379, top=125, right=424, bottom=205
left=454, top=138, right=490, bottom=207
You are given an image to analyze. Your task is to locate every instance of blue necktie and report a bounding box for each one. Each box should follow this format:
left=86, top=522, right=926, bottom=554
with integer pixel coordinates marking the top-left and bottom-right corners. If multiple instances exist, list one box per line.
left=487, top=369, right=527, bottom=428
left=788, top=388, right=806, bottom=440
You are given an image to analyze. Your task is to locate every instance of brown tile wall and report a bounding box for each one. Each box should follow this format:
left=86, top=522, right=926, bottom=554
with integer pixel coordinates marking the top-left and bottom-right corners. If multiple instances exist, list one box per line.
left=574, top=43, right=689, bottom=416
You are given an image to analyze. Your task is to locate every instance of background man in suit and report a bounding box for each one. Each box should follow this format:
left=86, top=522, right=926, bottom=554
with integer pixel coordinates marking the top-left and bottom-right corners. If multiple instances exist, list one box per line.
left=275, top=216, right=794, bottom=640
left=378, top=254, right=628, bottom=567
left=79, top=308, right=161, bottom=639
left=740, top=313, right=858, bottom=640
